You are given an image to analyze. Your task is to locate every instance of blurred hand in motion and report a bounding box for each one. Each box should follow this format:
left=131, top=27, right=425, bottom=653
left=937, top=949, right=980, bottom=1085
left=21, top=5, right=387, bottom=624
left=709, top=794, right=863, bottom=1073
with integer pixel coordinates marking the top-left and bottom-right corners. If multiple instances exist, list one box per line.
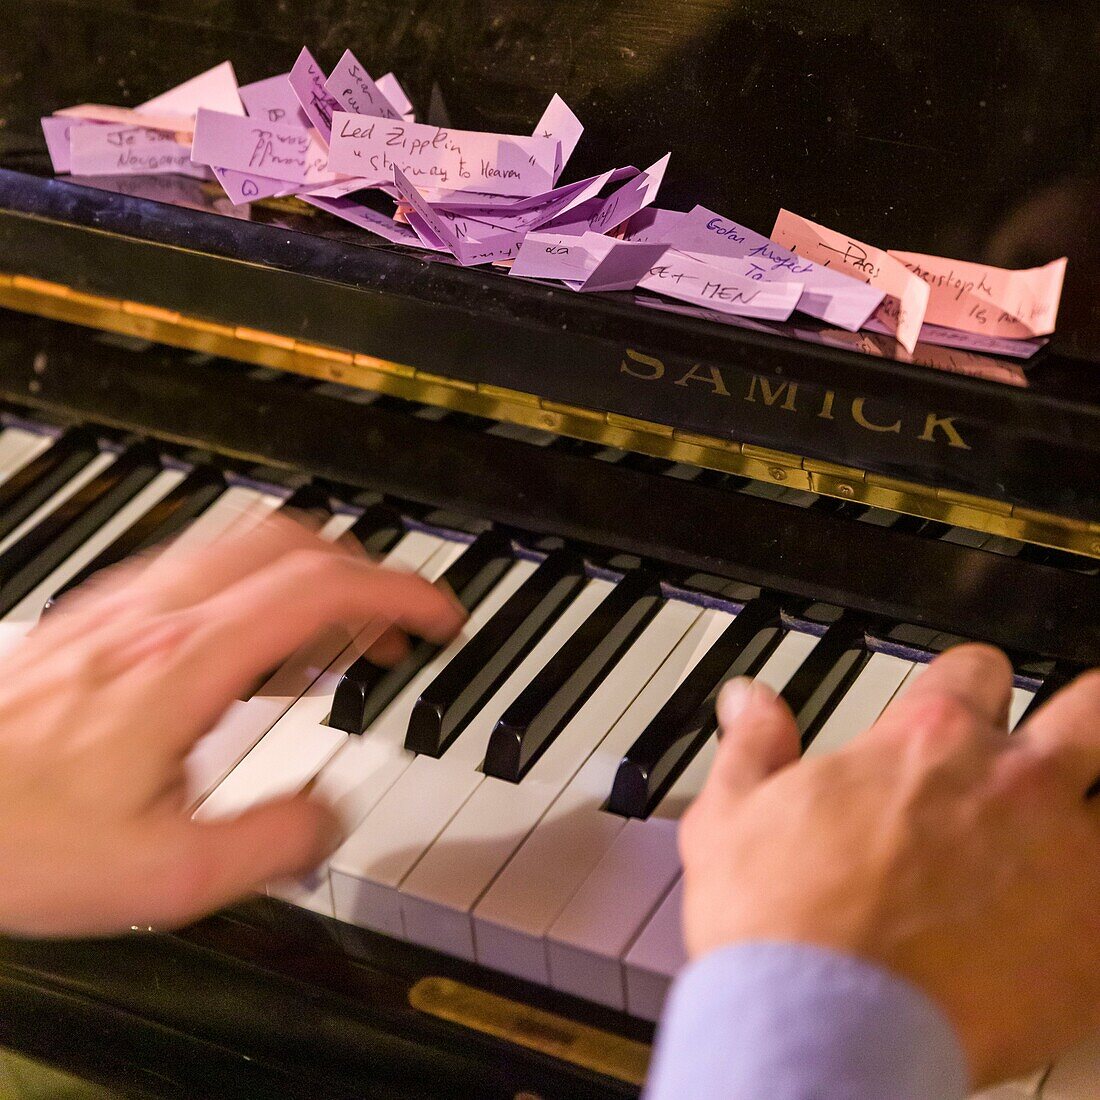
left=680, top=645, right=1100, bottom=1088
left=0, top=515, right=464, bottom=938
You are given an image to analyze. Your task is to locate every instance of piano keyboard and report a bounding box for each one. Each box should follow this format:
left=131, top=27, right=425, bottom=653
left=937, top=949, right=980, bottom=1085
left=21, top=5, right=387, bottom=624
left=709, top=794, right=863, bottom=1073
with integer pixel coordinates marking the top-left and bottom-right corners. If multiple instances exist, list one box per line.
left=0, top=404, right=1091, bottom=1100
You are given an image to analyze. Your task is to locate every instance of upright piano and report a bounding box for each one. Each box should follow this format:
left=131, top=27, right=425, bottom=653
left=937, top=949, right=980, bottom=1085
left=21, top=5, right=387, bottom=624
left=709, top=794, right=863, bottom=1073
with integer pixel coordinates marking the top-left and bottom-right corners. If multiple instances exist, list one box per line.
left=0, top=2, right=1097, bottom=1097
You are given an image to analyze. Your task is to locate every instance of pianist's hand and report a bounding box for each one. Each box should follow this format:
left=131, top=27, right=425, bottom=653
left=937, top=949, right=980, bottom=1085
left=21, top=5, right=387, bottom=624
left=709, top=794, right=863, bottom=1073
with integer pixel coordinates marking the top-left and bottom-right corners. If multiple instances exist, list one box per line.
left=0, top=516, right=464, bottom=939
left=680, top=645, right=1100, bottom=1087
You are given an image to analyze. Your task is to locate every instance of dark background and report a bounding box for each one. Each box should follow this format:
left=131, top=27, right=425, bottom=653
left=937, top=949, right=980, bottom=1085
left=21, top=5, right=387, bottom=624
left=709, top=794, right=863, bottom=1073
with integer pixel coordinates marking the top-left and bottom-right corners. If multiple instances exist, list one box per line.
left=1, top=0, right=1098, bottom=357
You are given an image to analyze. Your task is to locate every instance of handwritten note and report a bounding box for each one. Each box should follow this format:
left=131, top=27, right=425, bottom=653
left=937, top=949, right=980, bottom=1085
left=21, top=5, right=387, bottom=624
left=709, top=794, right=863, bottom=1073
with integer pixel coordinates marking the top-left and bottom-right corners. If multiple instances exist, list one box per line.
left=41, top=116, right=78, bottom=173
left=638, top=250, right=803, bottom=320
left=329, top=113, right=556, bottom=197
left=588, top=154, right=670, bottom=235
left=511, top=231, right=667, bottom=292
left=769, top=209, right=927, bottom=352
left=532, top=94, right=583, bottom=181
left=69, top=123, right=208, bottom=178
left=191, top=108, right=332, bottom=185
left=325, top=49, right=403, bottom=121
left=55, top=104, right=195, bottom=135
left=289, top=47, right=343, bottom=143
left=668, top=206, right=884, bottom=333
left=214, top=74, right=316, bottom=204
left=393, top=166, right=524, bottom=264
left=886, top=249, right=1066, bottom=338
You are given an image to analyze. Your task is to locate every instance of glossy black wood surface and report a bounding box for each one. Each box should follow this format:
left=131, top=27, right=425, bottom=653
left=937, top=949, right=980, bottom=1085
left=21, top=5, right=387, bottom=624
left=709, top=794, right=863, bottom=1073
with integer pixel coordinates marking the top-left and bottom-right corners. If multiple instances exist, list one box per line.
left=0, top=1, right=1098, bottom=522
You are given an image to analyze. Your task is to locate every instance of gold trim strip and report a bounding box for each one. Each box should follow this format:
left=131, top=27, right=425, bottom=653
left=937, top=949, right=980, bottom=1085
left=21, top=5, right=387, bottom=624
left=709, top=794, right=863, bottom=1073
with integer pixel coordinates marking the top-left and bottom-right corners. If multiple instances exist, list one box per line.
left=408, top=976, right=650, bottom=1087
left=0, top=272, right=1096, bottom=558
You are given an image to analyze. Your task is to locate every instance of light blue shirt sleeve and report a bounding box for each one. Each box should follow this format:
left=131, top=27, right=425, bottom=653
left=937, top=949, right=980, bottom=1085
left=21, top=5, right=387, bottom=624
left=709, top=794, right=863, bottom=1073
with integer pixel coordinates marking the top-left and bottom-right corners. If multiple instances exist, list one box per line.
left=644, top=941, right=969, bottom=1100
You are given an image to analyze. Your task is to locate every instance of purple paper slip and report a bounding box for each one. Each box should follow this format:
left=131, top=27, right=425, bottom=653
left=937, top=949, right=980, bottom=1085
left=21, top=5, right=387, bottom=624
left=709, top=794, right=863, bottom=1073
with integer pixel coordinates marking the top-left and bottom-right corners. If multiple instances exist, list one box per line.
left=305, top=194, right=442, bottom=248
left=510, top=231, right=668, bottom=292
left=41, top=116, right=82, bottom=173
left=239, top=73, right=309, bottom=127
left=289, top=47, right=343, bottom=143
left=213, top=166, right=297, bottom=205
left=330, top=113, right=556, bottom=198
left=191, top=109, right=334, bottom=184
left=668, top=205, right=883, bottom=331
left=325, top=49, right=403, bottom=121
left=70, top=124, right=207, bottom=178
left=376, top=73, right=415, bottom=120
left=428, top=166, right=638, bottom=215
left=533, top=94, right=583, bottom=181
left=638, top=249, right=803, bottom=320
left=623, top=207, right=687, bottom=243
left=588, top=154, right=670, bottom=235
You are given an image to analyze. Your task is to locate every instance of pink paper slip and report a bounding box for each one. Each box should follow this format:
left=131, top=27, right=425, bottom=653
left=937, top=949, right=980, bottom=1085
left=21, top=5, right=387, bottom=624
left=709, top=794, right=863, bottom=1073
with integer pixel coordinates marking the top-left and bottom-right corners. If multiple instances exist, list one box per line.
left=770, top=209, right=928, bottom=352
left=330, top=113, right=556, bottom=197
left=887, top=249, right=1066, bottom=339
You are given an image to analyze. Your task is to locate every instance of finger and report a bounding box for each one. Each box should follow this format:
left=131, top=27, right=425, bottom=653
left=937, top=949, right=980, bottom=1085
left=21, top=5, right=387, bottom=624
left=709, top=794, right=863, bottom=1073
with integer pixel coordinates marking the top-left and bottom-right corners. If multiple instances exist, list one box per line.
left=699, top=677, right=800, bottom=808
left=1019, top=669, right=1100, bottom=791
left=362, top=624, right=412, bottom=668
left=879, top=643, right=1014, bottom=730
left=159, top=552, right=465, bottom=732
left=140, top=796, right=340, bottom=927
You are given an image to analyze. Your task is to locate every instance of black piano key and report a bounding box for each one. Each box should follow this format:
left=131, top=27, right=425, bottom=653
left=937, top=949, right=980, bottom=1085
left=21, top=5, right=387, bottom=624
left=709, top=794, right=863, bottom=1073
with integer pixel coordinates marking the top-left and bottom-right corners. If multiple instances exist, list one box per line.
left=346, top=502, right=406, bottom=558
left=608, top=598, right=784, bottom=819
left=42, top=466, right=226, bottom=611
left=0, top=443, right=163, bottom=617
left=329, top=530, right=515, bottom=734
left=405, top=550, right=588, bottom=758
left=781, top=615, right=873, bottom=750
left=483, top=569, right=665, bottom=782
left=1017, top=661, right=1085, bottom=725
left=0, top=427, right=100, bottom=543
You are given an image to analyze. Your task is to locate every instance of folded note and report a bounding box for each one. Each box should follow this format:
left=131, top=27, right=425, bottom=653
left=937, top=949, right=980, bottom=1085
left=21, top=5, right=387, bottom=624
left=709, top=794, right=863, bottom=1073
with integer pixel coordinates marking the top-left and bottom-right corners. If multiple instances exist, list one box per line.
left=587, top=154, right=670, bottom=235
left=670, top=206, right=884, bottom=333
left=886, top=249, right=1066, bottom=338
left=289, top=46, right=343, bottom=143
left=191, top=108, right=333, bottom=184
left=769, top=209, right=928, bottom=352
left=511, top=230, right=667, bottom=291
left=70, top=123, right=207, bottom=178
left=330, top=113, right=556, bottom=197
left=638, top=250, right=803, bottom=320
left=325, top=49, right=403, bottom=121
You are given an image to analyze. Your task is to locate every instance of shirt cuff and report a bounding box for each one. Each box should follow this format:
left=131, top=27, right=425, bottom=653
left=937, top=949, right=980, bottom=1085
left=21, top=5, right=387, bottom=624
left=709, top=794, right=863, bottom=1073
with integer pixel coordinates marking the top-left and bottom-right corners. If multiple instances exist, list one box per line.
left=644, top=941, right=969, bottom=1100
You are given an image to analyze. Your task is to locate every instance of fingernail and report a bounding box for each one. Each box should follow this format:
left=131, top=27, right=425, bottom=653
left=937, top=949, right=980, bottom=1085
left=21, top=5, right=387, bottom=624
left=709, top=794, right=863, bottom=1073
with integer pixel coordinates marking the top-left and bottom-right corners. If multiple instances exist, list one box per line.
left=717, top=677, right=774, bottom=729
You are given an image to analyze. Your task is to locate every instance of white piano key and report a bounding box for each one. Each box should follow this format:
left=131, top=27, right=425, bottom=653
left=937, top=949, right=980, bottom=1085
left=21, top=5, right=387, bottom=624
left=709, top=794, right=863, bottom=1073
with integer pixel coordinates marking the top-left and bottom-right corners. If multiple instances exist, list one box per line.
left=270, top=542, right=519, bottom=916
left=0, top=449, right=115, bottom=559
left=155, top=483, right=284, bottom=559
left=541, top=632, right=822, bottom=1008
left=471, top=607, right=735, bottom=985
left=187, top=530, right=454, bottom=808
left=0, top=425, right=53, bottom=485
left=0, top=468, right=185, bottom=645
left=1009, top=685, right=1034, bottom=730
left=1040, top=1035, right=1100, bottom=1098
left=330, top=562, right=592, bottom=934
left=399, top=598, right=706, bottom=961
left=622, top=877, right=686, bottom=1021
left=802, top=651, right=916, bottom=758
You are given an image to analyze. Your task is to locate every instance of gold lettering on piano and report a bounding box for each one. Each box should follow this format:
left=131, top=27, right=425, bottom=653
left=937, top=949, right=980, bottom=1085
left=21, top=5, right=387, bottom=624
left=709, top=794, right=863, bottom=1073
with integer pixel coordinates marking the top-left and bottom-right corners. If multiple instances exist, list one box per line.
left=818, top=390, right=837, bottom=420
left=919, top=412, right=971, bottom=450
left=620, top=347, right=665, bottom=380
left=745, top=377, right=799, bottom=411
left=851, top=397, right=903, bottom=434
left=674, top=362, right=730, bottom=396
